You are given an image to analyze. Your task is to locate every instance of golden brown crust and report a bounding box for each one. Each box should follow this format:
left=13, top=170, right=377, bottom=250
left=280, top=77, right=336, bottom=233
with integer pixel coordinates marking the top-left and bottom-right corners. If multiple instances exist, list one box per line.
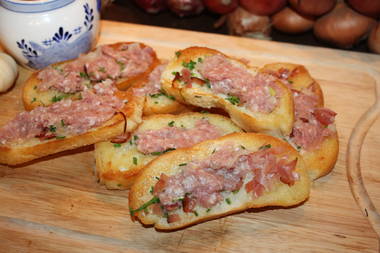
left=259, top=62, right=339, bottom=180
left=95, top=112, right=243, bottom=189
left=129, top=132, right=311, bottom=230
left=22, top=42, right=159, bottom=111
left=0, top=83, right=144, bottom=166
left=161, top=47, right=294, bottom=136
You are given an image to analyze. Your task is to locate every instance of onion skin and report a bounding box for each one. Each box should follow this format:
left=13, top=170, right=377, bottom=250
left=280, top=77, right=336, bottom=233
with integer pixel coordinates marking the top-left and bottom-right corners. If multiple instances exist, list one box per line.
left=227, top=7, right=271, bottom=40
left=289, top=0, right=336, bottom=17
left=134, top=0, right=167, bottom=14
left=239, top=0, right=287, bottom=16
left=167, top=0, right=204, bottom=17
left=203, top=0, right=238, bottom=14
left=314, top=3, right=376, bottom=48
left=272, top=7, right=315, bottom=34
left=347, top=0, right=380, bottom=19
left=368, top=23, right=380, bottom=54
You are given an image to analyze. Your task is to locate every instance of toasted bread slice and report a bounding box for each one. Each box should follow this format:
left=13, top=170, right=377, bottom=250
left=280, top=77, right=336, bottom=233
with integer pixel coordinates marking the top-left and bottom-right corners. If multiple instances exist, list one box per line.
left=0, top=84, right=144, bottom=165
left=143, top=93, right=190, bottom=116
left=260, top=62, right=324, bottom=106
left=94, top=112, right=242, bottom=189
left=22, top=42, right=159, bottom=111
left=132, top=62, right=190, bottom=116
left=161, top=47, right=294, bottom=136
left=260, top=63, right=339, bottom=180
left=129, top=132, right=311, bottom=230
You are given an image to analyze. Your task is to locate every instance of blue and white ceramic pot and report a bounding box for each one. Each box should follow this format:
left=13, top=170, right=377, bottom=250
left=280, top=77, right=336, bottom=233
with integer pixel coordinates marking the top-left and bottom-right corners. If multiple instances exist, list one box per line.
left=0, top=0, right=101, bottom=70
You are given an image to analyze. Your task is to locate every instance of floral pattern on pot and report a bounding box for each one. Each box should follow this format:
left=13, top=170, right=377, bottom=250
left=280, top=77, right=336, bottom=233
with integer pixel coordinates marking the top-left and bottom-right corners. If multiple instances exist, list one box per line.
left=16, top=3, right=95, bottom=69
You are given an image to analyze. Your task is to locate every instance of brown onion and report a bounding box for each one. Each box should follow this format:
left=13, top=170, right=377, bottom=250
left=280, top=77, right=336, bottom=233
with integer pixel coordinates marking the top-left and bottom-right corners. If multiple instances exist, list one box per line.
left=272, top=7, right=315, bottom=34
left=239, top=0, right=287, bottom=16
left=368, top=23, right=380, bottom=54
left=167, top=0, right=204, bottom=17
left=134, top=0, right=167, bottom=14
left=347, top=0, right=380, bottom=19
left=226, top=7, right=272, bottom=40
left=203, top=0, right=238, bottom=14
left=289, top=0, right=336, bottom=17
left=314, top=2, right=376, bottom=48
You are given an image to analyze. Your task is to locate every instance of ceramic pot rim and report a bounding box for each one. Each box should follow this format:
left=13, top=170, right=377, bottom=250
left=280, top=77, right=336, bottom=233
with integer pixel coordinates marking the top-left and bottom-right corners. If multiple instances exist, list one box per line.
left=0, top=0, right=75, bottom=13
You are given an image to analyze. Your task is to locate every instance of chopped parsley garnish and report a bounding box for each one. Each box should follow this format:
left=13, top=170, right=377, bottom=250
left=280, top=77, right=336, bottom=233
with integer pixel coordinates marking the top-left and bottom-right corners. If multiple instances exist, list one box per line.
left=31, top=98, right=36, bottom=103
left=232, top=189, right=239, bottom=194
left=206, top=208, right=211, bottom=213
left=268, top=87, right=276, bottom=96
left=55, top=136, right=66, bottom=139
left=172, top=71, right=179, bottom=76
left=205, top=79, right=211, bottom=89
left=116, top=61, right=126, bottom=71
left=133, top=135, right=138, bottom=141
left=197, top=57, right=203, bottom=63
left=98, top=67, right=106, bottom=73
left=150, top=186, right=154, bottom=194
left=182, top=60, right=197, bottom=70
left=259, top=144, right=272, bottom=150
left=61, top=119, right=65, bottom=127
left=168, top=121, right=175, bottom=127
left=175, top=51, right=181, bottom=57
left=113, top=143, right=122, bottom=148
left=129, top=196, right=160, bottom=216
left=49, top=125, right=56, bottom=132
left=194, top=95, right=201, bottom=98
left=155, top=176, right=160, bottom=180
left=240, top=145, right=246, bottom=150
left=193, top=211, right=199, bottom=216
left=154, top=101, right=158, bottom=104
left=212, top=148, right=216, bottom=154
left=151, top=148, right=176, bottom=156
left=79, top=72, right=90, bottom=80
left=150, top=90, right=175, bottom=101
left=225, top=95, right=240, bottom=105
left=133, top=157, right=138, bottom=165
left=288, top=80, right=294, bottom=84
left=51, top=95, right=64, bottom=103
left=296, top=145, right=302, bottom=151
left=179, top=163, right=187, bottom=166
left=225, top=198, right=231, bottom=205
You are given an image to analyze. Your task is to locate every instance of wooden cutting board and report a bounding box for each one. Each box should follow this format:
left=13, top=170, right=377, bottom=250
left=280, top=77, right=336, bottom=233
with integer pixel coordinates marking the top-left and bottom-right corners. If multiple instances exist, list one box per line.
left=0, top=20, right=379, bottom=253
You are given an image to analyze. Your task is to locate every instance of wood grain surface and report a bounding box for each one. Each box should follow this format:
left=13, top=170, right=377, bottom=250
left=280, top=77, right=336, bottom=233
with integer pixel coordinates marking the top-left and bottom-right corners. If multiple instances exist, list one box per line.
left=0, top=20, right=379, bottom=253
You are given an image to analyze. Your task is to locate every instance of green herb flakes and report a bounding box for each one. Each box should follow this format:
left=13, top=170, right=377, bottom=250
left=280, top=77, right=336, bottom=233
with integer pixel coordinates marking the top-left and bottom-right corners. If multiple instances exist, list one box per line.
left=168, top=121, right=175, bottom=127
left=226, top=198, right=231, bottom=205
left=182, top=60, right=197, bottom=70
left=133, top=157, right=138, bottom=165
left=226, top=95, right=240, bottom=105
left=51, top=95, right=64, bottom=103
left=129, top=196, right=160, bottom=216
left=259, top=144, right=272, bottom=150
left=179, top=163, right=187, bottom=166
left=113, top=143, right=122, bottom=148
left=175, top=51, right=181, bottom=57
left=49, top=125, right=56, bottom=132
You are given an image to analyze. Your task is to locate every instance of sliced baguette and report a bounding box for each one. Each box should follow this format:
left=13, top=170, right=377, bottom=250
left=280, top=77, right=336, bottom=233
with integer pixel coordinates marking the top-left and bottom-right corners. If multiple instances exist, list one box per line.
left=0, top=84, right=144, bottom=165
left=129, top=132, right=311, bottom=230
left=94, top=112, right=242, bottom=189
left=260, top=63, right=339, bottom=180
left=22, top=42, right=159, bottom=111
left=161, top=47, right=294, bottom=136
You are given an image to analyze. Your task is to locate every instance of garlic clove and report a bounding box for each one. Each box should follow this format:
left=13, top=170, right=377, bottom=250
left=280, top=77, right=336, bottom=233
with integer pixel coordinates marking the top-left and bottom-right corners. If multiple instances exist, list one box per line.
left=0, top=52, right=19, bottom=93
